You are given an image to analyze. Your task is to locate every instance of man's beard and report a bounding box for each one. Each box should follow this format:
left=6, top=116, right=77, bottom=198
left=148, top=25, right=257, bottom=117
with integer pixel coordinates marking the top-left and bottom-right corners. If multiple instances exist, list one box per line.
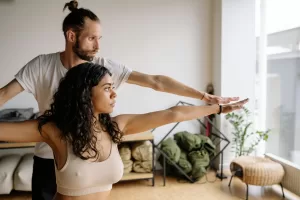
left=73, top=40, right=96, bottom=62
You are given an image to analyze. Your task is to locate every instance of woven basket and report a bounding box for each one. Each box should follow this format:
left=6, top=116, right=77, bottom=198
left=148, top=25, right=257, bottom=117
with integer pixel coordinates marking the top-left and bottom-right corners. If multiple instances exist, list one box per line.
left=230, top=156, right=285, bottom=186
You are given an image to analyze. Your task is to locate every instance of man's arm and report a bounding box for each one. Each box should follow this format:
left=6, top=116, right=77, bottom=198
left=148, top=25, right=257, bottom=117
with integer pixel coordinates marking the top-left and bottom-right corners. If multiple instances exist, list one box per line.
left=127, top=71, right=239, bottom=104
left=0, top=79, right=24, bottom=107
left=115, top=98, right=248, bottom=135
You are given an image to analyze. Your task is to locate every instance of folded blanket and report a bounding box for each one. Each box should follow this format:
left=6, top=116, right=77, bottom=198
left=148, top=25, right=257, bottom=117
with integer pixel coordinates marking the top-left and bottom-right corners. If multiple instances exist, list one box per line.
left=188, top=150, right=210, bottom=167
left=174, top=131, right=202, bottom=151
left=160, top=138, right=181, bottom=165
left=119, top=143, right=131, bottom=161
left=159, top=151, right=192, bottom=179
left=177, top=150, right=192, bottom=174
left=188, top=150, right=210, bottom=180
left=123, top=160, right=133, bottom=174
left=191, top=165, right=206, bottom=181
left=131, top=141, right=152, bottom=161
left=196, top=134, right=216, bottom=156
left=133, top=161, right=152, bottom=173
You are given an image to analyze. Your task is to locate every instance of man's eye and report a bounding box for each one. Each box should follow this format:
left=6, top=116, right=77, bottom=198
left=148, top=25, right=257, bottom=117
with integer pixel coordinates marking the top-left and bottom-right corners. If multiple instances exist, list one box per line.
left=105, top=87, right=110, bottom=91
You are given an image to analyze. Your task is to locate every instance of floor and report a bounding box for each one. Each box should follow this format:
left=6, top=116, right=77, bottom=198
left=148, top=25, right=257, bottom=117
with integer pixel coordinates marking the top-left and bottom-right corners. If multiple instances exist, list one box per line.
left=0, top=171, right=299, bottom=200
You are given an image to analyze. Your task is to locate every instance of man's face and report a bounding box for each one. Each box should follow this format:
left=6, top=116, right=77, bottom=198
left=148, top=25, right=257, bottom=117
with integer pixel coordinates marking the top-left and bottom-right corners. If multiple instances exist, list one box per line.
left=73, top=19, right=102, bottom=61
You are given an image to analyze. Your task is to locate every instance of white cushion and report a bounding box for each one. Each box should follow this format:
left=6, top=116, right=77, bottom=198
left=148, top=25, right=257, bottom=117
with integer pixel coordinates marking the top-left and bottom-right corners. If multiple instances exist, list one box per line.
left=0, top=154, right=22, bottom=194
left=13, top=153, right=34, bottom=191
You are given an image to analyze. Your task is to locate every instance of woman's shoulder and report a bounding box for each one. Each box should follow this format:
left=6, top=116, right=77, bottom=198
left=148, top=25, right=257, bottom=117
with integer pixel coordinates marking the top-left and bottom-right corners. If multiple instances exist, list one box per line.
left=111, top=115, right=126, bottom=131
left=40, top=121, right=62, bottom=141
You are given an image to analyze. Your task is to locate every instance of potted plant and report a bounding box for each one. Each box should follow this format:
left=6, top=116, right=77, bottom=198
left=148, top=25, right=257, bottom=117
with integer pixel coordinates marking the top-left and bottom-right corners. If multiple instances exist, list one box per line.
left=225, top=107, right=270, bottom=158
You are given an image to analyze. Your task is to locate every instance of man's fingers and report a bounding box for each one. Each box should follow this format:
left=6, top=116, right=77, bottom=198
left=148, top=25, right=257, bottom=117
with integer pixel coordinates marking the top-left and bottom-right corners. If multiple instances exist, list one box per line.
left=220, top=97, right=239, bottom=103
left=229, top=97, right=239, bottom=101
left=235, top=98, right=249, bottom=108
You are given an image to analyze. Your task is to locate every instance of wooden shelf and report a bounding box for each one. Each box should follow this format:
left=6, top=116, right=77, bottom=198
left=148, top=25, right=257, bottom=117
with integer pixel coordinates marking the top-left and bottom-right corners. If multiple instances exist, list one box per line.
left=122, top=131, right=154, bottom=142
left=121, top=172, right=153, bottom=181
left=0, top=142, right=36, bottom=149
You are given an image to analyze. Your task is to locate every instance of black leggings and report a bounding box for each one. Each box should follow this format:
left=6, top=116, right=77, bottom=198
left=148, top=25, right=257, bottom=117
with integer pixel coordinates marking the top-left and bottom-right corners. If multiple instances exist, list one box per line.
left=32, top=156, right=56, bottom=200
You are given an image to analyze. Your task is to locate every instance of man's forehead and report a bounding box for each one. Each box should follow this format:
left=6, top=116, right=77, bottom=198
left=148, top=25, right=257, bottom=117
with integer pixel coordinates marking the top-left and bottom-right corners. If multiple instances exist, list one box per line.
left=82, top=20, right=101, bottom=34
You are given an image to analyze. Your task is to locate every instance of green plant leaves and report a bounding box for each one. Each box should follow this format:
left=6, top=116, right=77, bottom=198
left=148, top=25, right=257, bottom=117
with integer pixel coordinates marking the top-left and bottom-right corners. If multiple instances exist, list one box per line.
left=225, top=106, right=271, bottom=157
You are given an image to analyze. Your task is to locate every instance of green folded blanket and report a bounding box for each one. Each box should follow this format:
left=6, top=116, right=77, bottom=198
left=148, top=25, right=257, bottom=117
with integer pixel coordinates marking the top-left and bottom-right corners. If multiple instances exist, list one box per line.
left=160, top=138, right=181, bottom=165
left=158, top=148, right=192, bottom=179
left=174, top=131, right=202, bottom=151
left=188, top=150, right=210, bottom=167
left=196, top=134, right=216, bottom=156
left=177, top=150, right=192, bottom=174
left=191, top=165, right=206, bottom=181
left=188, top=150, right=210, bottom=180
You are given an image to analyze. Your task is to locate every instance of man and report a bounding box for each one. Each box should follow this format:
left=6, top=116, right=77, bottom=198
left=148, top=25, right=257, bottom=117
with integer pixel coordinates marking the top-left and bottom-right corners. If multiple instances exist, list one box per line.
left=0, top=1, right=239, bottom=200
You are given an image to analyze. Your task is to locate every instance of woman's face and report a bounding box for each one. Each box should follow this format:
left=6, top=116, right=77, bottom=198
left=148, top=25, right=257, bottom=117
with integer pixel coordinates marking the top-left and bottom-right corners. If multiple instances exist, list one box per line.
left=91, top=74, right=117, bottom=114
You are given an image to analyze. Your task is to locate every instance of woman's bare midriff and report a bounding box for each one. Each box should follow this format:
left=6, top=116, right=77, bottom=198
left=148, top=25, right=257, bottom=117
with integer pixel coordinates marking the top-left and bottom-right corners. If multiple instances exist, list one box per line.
left=53, top=190, right=111, bottom=200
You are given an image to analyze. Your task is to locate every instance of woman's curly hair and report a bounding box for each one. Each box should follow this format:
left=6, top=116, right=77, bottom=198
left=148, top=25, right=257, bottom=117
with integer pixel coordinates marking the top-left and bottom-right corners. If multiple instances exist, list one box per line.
left=37, top=62, right=123, bottom=160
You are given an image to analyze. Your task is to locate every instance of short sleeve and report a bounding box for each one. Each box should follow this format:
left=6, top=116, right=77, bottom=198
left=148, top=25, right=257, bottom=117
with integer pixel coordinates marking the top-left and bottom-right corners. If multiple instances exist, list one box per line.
left=14, top=55, right=41, bottom=96
left=96, top=58, right=132, bottom=89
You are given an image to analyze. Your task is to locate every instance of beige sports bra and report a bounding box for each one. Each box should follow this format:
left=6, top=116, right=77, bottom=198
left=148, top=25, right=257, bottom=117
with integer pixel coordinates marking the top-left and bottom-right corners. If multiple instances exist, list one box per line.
left=54, top=141, right=124, bottom=196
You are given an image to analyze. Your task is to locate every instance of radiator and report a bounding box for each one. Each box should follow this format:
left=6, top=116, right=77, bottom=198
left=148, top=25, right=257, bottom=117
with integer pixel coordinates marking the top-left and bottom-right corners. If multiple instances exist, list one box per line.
left=265, top=153, right=300, bottom=196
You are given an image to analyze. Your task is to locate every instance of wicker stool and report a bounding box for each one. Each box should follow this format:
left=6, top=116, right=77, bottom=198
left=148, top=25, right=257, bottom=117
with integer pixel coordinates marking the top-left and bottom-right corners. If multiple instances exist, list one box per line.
left=228, top=156, right=285, bottom=200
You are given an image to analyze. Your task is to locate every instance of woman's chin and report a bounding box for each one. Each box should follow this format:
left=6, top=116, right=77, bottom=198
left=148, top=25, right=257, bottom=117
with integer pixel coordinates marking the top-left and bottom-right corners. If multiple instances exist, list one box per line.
left=107, top=108, right=114, bottom=114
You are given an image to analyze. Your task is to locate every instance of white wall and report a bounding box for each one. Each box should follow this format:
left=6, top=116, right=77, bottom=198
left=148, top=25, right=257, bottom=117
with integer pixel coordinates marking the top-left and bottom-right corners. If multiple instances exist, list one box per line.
left=0, top=0, right=212, bottom=154
left=212, top=0, right=256, bottom=169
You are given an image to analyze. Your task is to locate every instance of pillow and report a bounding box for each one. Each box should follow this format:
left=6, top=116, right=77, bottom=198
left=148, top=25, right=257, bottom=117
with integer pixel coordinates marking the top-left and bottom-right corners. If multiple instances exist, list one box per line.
left=0, top=154, right=22, bottom=194
left=14, top=153, right=34, bottom=191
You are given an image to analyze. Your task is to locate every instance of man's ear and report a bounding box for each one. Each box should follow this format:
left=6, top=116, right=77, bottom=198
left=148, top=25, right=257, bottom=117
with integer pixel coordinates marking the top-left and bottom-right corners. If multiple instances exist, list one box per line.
left=66, top=30, right=76, bottom=43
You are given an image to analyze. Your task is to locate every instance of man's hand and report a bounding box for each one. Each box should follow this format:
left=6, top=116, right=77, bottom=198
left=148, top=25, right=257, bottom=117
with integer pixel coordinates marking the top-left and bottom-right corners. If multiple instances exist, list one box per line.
left=202, top=93, right=240, bottom=104
left=220, top=98, right=249, bottom=114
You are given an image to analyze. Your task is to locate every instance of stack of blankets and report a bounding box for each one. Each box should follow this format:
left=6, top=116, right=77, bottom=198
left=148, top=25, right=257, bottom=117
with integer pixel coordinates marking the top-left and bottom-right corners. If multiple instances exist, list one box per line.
left=159, top=131, right=216, bottom=181
left=118, top=141, right=153, bottom=174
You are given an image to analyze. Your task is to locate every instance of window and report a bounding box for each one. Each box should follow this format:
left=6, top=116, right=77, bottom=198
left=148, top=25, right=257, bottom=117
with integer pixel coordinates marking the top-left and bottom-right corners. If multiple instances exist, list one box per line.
left=256, top=0, right=300, bottom=166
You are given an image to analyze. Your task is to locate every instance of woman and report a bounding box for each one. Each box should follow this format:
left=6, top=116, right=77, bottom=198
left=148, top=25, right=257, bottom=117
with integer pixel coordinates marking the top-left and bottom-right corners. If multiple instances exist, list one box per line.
left=0, top=63, right=248, bottom=200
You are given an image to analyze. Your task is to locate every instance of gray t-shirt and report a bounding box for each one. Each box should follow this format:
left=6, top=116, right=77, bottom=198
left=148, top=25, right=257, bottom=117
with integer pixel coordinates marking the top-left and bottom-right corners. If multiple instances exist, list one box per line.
left=15, top=52, right=132, bottom=159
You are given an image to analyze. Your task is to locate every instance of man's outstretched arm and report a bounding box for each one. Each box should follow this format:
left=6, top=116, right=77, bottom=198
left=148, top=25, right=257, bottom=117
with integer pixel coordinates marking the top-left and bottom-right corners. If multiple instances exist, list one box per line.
left=127, top=71, right=239, bottom=104
left=0, top=79, right=24, bottom=107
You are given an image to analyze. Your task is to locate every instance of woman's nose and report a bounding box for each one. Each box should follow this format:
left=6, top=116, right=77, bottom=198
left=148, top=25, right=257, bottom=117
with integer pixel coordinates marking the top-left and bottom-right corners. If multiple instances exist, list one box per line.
left=111, top=90, right=117, bottom=98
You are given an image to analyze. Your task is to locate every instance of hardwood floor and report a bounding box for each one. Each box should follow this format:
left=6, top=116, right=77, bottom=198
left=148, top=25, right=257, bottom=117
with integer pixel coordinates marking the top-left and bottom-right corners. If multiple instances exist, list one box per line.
left=0, top=171, right=299, bottom=200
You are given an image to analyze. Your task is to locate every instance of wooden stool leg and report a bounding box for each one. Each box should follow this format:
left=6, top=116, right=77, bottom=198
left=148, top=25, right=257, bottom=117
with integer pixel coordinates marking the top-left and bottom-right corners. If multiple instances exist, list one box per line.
left=280, top=183, right=285, bottom=198
left=246, top=184, right=249, bottom=200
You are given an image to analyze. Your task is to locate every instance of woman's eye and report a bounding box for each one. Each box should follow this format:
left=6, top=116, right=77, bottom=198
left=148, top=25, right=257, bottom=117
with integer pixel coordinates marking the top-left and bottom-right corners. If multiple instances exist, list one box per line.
left=105, top=87, right=110, bottom=91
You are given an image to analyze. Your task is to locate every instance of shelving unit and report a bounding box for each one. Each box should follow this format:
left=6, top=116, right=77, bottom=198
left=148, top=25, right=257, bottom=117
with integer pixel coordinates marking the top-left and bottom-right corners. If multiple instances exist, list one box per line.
left=0, top=142, right=36, bottom=149
left=119, top=131, right=155, bottom=186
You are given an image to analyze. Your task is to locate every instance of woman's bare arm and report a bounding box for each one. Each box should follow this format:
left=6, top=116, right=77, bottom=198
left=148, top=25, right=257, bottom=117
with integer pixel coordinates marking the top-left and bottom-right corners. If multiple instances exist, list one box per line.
left=0, top=120, right=49, bottom=143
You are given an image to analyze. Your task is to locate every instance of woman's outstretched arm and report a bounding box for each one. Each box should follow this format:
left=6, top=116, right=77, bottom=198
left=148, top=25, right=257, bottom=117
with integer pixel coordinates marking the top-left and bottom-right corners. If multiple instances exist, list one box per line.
left=115, top=98, right=249, bottom=135
left=0, top=120, right=48, bottom=143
